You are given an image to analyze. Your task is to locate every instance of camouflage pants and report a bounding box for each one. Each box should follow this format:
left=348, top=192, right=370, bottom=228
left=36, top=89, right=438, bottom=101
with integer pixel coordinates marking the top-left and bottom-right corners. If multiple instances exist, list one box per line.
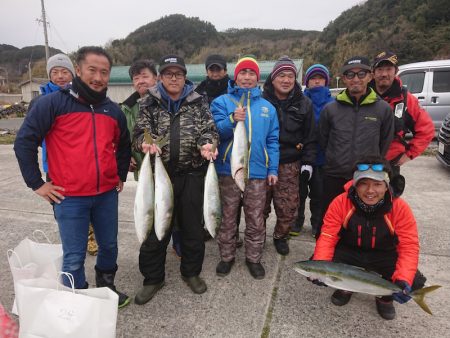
left=217, top=176, right=267, bottom=263
left=264, top=161, right=300, bottom=239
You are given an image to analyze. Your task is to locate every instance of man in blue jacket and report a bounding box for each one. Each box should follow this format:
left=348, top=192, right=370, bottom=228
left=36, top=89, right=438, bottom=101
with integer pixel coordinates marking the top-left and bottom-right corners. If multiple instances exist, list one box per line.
left=14, top=46, right=132, bottom=308
left=211, top=55, right=279, bottom=279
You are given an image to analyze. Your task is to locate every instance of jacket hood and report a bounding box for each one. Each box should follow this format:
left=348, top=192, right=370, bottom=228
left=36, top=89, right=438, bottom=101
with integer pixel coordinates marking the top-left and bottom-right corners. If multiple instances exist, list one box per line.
left=336, top=87, right=379, bottom=106
left=227, top=80, right=262, bottom=101
left=369, top=76, right=403, bottom=98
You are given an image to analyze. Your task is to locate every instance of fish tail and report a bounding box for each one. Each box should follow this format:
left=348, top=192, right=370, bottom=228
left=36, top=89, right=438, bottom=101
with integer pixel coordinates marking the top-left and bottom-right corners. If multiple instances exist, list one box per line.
left=411, top=285, right=441, bottom=315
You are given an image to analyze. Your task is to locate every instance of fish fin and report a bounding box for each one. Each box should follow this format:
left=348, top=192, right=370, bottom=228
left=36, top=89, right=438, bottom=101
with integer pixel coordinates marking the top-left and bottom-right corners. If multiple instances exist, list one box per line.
left=228, top=93, right=246, bottom=108
left=144, top=129, right=153, bottom=145
left=411, top=285, right=441, bottom=315
left=155, top=134, right=169, bottom=147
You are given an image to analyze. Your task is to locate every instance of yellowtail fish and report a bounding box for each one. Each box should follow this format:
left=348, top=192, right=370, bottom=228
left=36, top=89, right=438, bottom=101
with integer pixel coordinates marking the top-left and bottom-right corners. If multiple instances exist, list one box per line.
left=294, top=260, right=441, bottom=315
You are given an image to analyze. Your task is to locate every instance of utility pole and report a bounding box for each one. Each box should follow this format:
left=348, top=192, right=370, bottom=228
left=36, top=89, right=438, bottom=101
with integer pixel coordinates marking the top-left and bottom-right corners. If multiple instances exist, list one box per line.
left=40, top=0, right=50, bottom=62
left=28, top=62, right=33, bottom=101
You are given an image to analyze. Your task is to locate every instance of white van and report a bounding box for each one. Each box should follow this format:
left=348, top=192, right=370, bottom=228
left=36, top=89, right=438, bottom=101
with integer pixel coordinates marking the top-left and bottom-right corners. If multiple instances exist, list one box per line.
left=398, top=60, right=450, bottom=131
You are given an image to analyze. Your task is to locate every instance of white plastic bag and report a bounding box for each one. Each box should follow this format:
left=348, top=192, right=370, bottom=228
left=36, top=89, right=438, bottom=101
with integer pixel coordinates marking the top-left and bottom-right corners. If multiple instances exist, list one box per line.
left=7, top=230, right=63, bottom=315
left=16, top=273, right=118, bottom=338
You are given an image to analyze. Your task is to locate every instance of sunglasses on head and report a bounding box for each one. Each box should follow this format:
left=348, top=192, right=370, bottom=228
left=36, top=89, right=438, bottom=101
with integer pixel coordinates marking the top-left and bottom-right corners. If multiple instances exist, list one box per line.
left=344, top=70, right=369, bottom=79
left=356, top=163, right=384, bottom=172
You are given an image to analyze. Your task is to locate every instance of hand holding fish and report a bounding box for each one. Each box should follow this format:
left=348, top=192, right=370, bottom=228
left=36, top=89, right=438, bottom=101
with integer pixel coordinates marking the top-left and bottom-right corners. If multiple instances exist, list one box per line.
left=35, top=181, right=65, bottom=204
left=201, top=143, right=218, bottom=161
left=233, top=106, right=246, bottom=121
left=307, top=276, right=328, bottom=287
left=392, top=280, right=412, bottom=304
left=267, top=174, right=278, bottom=186
left=142, top=142, right=160, bottom=155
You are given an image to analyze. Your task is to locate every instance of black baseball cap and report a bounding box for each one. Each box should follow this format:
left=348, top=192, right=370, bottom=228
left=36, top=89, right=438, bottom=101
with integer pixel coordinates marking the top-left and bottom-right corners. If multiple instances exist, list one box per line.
left=158, top=54, right=187, bottom=74
left=373, top=51, right=398, bottom=69
left=205, top=54, right=227, bottom=70
left=341, top=56, right=372, bottom=74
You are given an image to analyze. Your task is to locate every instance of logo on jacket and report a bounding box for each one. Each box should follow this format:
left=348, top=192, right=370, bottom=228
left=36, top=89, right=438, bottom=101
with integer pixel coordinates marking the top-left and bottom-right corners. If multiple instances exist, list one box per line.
left=364, top=116, right=378, bottom=122
left=261, top=106, right=269, bottom=117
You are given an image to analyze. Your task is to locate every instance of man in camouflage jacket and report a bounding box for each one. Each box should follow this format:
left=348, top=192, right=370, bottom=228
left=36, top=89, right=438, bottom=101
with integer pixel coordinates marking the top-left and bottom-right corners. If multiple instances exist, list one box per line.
left=132, top=54, right=218, bottom=305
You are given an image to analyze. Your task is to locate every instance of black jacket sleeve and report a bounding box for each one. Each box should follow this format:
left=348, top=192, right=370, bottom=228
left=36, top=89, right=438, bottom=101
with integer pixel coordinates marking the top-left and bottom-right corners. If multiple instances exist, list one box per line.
left=300, top=96, right=317, bottom=165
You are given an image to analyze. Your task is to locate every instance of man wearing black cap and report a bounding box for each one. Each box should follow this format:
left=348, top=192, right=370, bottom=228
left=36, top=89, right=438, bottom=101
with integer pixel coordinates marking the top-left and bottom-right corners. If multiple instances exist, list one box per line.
left=195, top=54, right=230, bottom=104
left=318, top=56, right=394, bottom=237
left=195, top=54, right=243, bottom=246
left=132, top=54, right=219, bottom=305
left=369, top=51, right=434, bottom=179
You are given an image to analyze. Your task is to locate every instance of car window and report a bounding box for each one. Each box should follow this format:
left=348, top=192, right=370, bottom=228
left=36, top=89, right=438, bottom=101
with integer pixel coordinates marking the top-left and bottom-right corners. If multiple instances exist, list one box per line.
left=399, top=72, right=425, bottom=93
left=432, top=70, right=450, bottom=93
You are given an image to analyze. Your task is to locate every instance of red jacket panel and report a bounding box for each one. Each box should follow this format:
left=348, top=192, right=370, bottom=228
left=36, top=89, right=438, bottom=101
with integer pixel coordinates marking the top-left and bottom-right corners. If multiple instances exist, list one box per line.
left=382, top=78, right=434, bottom=161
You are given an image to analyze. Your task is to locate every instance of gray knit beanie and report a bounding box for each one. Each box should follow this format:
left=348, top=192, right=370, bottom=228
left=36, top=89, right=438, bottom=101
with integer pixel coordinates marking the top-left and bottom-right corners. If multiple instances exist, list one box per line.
left=46, top=53, right=75, bottom=78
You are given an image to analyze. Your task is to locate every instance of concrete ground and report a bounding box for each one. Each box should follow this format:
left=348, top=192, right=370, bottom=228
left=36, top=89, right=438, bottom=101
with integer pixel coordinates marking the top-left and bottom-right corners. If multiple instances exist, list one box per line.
left=0, top=142, right=449, bottom=338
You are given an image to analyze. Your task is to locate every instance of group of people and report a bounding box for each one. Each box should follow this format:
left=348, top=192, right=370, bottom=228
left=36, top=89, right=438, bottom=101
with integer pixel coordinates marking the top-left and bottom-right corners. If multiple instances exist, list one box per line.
left=13, top=45, right=434, bottom=320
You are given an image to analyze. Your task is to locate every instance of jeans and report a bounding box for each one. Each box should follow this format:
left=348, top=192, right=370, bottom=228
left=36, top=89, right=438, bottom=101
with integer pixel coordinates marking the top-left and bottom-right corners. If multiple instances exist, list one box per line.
left=53, top=189, right=119, bottom=288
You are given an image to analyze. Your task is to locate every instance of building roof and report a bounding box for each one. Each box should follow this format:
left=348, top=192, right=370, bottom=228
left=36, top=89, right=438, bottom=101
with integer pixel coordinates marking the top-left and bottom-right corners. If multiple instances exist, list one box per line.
left=18, top=78, right=48, bottom=88
left=109, top=59, right=304, bottom=85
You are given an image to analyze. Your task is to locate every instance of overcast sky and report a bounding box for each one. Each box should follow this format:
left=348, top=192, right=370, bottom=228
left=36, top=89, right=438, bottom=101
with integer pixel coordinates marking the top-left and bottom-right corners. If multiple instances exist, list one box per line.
left=2, top=0, right=365, bottom=53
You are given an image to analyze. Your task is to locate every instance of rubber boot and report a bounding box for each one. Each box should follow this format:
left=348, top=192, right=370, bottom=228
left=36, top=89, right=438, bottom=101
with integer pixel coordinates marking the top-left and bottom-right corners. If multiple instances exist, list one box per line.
left=95, top=265, right=130, bottom=308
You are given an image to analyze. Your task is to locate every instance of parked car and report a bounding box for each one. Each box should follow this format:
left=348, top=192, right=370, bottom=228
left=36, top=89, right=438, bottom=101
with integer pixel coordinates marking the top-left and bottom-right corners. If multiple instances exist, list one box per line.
left=436, top=112, right=450, bottom=167
left=398, top=60, right=450, bottom=131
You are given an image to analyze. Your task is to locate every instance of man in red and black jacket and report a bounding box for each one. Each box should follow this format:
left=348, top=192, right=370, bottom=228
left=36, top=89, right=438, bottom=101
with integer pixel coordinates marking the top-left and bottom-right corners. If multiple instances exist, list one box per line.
left=312, top=157, right=426, bottom=320
left=369, top=51, right=434, bottom=179
left=14, top=46, right=131, bottom=308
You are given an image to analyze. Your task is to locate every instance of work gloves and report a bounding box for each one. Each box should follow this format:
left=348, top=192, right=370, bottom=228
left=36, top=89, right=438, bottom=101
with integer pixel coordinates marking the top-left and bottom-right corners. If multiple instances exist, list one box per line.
left=307, top=277, right=327, bottom=287
left=392, top=280, right=412, bottom=304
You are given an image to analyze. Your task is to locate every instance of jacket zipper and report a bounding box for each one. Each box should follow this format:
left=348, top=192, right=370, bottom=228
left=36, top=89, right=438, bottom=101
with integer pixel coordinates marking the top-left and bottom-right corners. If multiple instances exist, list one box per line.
left=357, top=224, right=362, bottom=247
left=90, top=104, right=101, bottom=193
left=371, top=226, right=376, bottom=249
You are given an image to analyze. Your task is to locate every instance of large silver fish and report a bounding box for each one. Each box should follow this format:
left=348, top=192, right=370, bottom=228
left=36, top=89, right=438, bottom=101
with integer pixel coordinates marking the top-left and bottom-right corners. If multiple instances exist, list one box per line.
left=294, top=260, right=441, bottom=315
left=133, top=151, right=154, bottom=243
left=154, top=153, right=174, bottom=241
left=230, top=94, right=249, bottom=192
left=203, top=142, right=221, bottom=238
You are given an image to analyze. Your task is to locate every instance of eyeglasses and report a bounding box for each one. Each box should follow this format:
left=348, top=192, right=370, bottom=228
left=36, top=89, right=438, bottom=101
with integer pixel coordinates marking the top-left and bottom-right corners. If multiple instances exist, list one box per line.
left=344, top=70, right=369, bottom=79
left=356, top=163, right=384, bottom=172
left=161, top=72, right=185, bottom=80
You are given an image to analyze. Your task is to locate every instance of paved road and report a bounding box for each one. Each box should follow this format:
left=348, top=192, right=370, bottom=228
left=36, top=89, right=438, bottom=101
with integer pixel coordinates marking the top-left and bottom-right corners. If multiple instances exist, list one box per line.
left=0, top=117, right=24, bottom=131
left=0, top=144, right=449, bottom=337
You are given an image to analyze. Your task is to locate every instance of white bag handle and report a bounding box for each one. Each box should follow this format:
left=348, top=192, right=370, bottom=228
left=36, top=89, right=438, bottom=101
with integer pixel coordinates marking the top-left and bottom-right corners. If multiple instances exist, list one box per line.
left=57, top=272, right=76, bottom=293
left=7, top=249, right=23, bottom=268
left=32, top=229, right=53, bottom=243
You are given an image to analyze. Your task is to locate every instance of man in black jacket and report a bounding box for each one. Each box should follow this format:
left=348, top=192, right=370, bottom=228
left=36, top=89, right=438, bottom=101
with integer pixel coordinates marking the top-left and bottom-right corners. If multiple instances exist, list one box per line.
left=195, top=54, right=230, bottom=104
left=263, top=56, right=317, bottom=255
left=318, top=56, right=394, bottom=237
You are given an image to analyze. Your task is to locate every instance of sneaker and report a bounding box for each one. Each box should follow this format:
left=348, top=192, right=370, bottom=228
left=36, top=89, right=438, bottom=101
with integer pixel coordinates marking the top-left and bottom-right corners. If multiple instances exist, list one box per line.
left=289, top=222, right=303, bottom=236
left=375, top=297, right=396, bottom=320
left=216, top=260, right=235, bottom=277
left=182, top=275, right=207, bottom=294
left=245, top=260, right=265, bottom=280
left=331, top=290, right=353, bottom=306
left=134, top=281, right=165, bottom=305
left=273, top=238, right=289, bottom=255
